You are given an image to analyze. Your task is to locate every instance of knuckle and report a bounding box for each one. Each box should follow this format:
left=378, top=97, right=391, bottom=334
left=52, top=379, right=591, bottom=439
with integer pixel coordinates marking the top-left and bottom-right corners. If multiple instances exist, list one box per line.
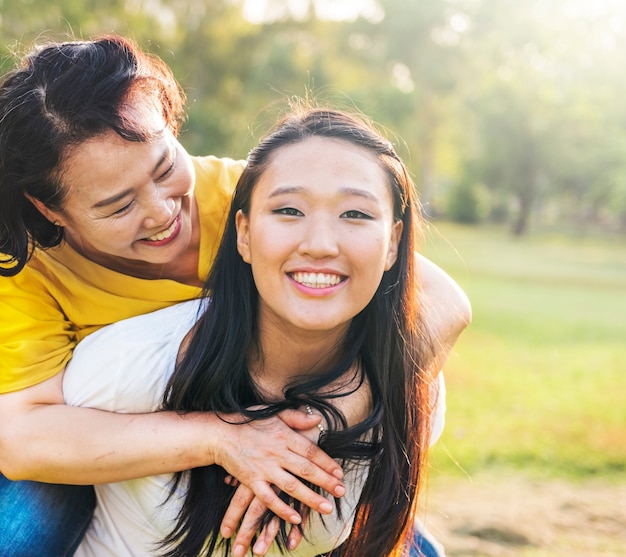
left=298, top=461, right=315, bottom=479
left=258, top=491, right=275, bottom=508
left=243, top=514, right=261, bottom=532
left=232, top=489, right=250, bottom=507
left=282, top=477, right=299, bottom=494
left=303, top=443, right=319, bottom=460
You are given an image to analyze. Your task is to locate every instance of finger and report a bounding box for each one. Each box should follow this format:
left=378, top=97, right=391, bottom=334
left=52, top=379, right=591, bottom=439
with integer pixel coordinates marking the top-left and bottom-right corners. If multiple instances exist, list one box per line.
left=279, top=417, right=344, bottom=481
left=254, top=468, right=340, bottom=517
left=231, top=496, right=280, bottom=557
left=252, top=516, right=280, bottom=556
left=288, top=504, right=309, bottom=550
left=221, top=484, right=255, bottom=539
left=279, top=448, right=346, bottom=504
left=278, top=407, right=324, bottom=431
left=248, top=480, right=303, bottom=524
left=224, top=474, right=240, bottom=487
left=287, top=522, right=304, bottom=551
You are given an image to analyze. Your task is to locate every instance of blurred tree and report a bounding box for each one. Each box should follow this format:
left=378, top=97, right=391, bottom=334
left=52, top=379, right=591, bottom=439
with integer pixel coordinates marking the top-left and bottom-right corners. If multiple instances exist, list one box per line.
left=338, top=0, right=470, bottom=214
left=1, top=0, right=625, bottom=235
left=462, top=0, right=626, bottom=234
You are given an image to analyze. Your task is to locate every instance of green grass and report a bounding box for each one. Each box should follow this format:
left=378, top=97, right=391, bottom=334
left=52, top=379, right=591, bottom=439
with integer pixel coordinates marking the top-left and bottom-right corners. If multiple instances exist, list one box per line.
left=422, top=223, right=626, bottom=480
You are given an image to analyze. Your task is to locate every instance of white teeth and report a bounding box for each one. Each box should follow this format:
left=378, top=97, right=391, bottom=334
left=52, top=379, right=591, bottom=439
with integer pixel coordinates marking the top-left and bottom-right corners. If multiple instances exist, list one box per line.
left=292, top=272, right=342, bottom=288
left=146, top=217, right=177, bottom=242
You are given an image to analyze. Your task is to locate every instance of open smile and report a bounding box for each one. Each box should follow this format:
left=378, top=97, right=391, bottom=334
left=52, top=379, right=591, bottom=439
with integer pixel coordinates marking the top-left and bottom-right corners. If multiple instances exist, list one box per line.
left=143, top=213, right=181, bottom=244
left=290, top=272, right=345, bottom=289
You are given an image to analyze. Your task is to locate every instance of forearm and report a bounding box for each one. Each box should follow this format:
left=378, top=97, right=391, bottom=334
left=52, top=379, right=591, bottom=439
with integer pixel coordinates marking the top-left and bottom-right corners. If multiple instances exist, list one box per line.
left=0, top=374, right=345, bottom=528
left=0, top=403, right=217, bottom=483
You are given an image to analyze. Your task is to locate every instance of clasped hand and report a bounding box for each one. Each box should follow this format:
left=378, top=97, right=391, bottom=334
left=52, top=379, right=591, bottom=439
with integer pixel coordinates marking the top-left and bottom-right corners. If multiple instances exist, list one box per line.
left=215, top=407, right=342, bottom=556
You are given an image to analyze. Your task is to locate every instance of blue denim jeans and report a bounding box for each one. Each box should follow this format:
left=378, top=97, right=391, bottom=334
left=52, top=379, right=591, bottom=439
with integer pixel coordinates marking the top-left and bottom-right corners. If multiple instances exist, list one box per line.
left=0, top=473, right=95, bottom=557
left=330, top=520, right=444, bottom=557
left=409, top=519, right=446, bottom=557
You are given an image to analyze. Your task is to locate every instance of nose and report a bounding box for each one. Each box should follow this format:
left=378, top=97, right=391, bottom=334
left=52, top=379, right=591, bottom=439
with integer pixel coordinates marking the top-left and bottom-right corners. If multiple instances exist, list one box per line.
left=297, top=215, right=340, bottom=259
left=142, top=191, right=176, bottom=230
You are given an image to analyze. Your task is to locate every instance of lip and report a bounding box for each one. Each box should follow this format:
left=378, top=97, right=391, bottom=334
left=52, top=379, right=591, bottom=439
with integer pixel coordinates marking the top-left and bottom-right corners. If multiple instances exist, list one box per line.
left=140, top=212, right=182, bottom=247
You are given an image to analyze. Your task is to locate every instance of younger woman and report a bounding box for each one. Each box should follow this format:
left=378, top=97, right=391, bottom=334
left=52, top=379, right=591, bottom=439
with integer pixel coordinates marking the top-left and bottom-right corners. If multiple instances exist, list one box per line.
left=63, top=105, right=470, bottom=556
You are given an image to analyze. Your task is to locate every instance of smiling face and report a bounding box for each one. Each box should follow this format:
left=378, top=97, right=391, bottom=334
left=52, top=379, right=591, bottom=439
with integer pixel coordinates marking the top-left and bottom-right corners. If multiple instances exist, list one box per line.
left=236, top=136, right=402, bottom=340
left=34, top=125, right=196, bottom=276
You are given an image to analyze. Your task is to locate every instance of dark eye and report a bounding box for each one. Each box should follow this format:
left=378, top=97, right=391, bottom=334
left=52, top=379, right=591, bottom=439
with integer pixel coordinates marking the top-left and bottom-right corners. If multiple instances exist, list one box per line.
left=341, top=210, right=372, bottom=219
left=274, top=207, right=303, bottom=216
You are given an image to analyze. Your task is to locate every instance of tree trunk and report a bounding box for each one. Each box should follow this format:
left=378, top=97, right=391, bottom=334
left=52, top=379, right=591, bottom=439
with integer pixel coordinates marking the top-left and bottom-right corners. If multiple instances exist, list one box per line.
left=511, top=152, right=536, bottom=236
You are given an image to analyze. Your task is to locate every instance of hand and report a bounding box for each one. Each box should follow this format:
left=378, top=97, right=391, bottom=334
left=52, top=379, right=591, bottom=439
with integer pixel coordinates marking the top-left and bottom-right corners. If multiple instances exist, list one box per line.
left=255, top=515, right=305, bottom=556
left=221, top=483, right=307, bottom=557
left=214, top=408, right=344, bottom=532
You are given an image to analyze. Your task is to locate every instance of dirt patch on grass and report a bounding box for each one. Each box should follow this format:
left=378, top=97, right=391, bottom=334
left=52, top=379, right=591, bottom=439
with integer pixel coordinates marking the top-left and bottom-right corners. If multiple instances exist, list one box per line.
left=419, top=473, right=626, bottom=557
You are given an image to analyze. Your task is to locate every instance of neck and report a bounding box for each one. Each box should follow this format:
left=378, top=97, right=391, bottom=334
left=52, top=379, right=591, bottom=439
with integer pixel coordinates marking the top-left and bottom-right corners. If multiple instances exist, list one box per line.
left=250, top=318, right=349, bottom=400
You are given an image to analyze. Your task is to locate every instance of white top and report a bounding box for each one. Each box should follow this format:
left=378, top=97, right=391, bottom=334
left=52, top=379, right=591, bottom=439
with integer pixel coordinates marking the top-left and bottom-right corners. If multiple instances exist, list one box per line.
left=63, top=300, right=444, bottom=556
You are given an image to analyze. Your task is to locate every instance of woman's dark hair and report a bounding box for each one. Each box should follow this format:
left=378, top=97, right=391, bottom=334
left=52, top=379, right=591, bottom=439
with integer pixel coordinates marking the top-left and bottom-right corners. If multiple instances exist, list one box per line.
left=0, top=34, right=185, bottom=276
left=161, top=105, right=435, bottom=557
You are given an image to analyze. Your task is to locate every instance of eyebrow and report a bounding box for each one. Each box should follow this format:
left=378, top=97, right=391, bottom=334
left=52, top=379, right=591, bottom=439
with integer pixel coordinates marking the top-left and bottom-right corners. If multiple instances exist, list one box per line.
left=91, top=144, right=172, bottom=209
left=269, top=185, right=380, bottom=202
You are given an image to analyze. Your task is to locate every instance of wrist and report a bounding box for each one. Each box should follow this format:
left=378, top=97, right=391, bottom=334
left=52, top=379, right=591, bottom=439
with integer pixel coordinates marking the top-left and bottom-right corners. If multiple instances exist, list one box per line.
left=176, top=410, right=225, bottom=469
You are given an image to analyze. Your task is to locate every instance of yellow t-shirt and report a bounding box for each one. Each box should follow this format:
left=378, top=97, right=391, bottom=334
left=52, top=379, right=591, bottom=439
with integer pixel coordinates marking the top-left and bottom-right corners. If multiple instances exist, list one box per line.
left=0, top=155, right=244, bottom=394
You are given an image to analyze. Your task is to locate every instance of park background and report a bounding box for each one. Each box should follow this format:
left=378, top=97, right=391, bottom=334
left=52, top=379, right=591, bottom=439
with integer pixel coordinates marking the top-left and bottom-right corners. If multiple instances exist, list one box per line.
left=2, top=0, right=624, bottom=555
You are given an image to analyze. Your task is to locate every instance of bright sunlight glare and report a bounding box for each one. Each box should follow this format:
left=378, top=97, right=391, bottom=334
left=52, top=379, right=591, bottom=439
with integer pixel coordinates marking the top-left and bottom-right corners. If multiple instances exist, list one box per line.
left=243, top=0, right=383, bottom=24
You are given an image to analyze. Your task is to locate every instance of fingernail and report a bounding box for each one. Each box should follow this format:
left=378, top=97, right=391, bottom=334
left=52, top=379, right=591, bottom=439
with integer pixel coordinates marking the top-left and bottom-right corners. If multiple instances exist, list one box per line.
left=334, top=484, right=345, bottom=497
left=333, top=469, right=344, bottom=480
left=233, top=544, right=245, bottom=557
left=290, top=513, right=301, bottom=524
left=221, top=526, right=232, bottom=538
left=320, top=500, right=333, bottom=513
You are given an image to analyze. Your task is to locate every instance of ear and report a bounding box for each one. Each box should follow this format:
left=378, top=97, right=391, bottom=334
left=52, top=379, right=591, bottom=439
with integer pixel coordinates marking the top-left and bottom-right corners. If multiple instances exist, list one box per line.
left=384, top=220, right=403, bottom=271
left=235, top=209, right=251, bottom=263
left=24, top=193, right=67, bottom=227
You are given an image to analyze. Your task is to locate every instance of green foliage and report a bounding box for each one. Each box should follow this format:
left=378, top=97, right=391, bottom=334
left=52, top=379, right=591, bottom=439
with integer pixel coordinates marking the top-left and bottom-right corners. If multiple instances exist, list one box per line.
left=446, top=180, right=486, bottom=224
left=1, top=0, right=625, bottom=235
left=423, top=223, right=626, bottom=480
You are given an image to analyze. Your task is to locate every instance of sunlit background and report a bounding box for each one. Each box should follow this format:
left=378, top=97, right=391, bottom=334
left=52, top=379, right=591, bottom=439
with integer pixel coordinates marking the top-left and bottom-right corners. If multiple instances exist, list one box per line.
left=2, top=1, right=624, bottom=554
left=2, top=0, right=625, bottom=235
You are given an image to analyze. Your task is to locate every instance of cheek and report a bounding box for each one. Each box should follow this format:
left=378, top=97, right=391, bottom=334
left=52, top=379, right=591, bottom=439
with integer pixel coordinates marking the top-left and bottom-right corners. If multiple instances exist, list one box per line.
left=352, top=232, right=387, bottom=262
left=354, top=233, right=393, bottom=284
left=89, top=220, right=136, bottom=245
left=248, top=218, right=292, bottom=259
left=177, top=157, right=195, bottom=194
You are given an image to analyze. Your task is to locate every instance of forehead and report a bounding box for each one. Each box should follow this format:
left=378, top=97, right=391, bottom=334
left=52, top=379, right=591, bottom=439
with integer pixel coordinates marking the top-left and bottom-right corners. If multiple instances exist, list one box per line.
left=256, top=136, right=391, bottom=199
left=59, top=132, right=137, bottom=192
left=271, top=135, right=380, bottom=169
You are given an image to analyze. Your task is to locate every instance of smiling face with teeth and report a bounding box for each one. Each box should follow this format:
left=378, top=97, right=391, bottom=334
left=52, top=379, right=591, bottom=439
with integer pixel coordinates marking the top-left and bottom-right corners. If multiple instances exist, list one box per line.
left=236, top=135, right=402, bottom=341
left=31, top=120, right=198, bottom=279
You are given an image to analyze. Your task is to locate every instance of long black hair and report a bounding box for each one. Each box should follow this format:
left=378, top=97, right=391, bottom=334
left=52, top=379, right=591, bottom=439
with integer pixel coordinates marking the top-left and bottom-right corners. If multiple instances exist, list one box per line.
left=0, top=34, right=185, bottom=276
left=161, top=105, right=436, bottom=557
